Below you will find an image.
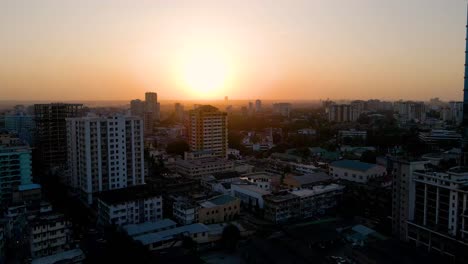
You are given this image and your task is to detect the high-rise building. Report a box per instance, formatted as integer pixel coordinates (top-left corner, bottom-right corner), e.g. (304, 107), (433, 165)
(187, 105), (228, 159)
(461, 4), (468, 165)
(255, 99), (262, 113)
(390, 158), (428, 241)
(34, 103), (83, 171)
(143, 92), (160, 134)
(407, 168), (468, 258)
(66, 115), (144, 204)
(130, 99), (145, 117)
(394, 101), (426, 123)
(448, 101), (463, 125)
(0, 134), (33, 207)
(174, 103), (185, 122)
(4, 111), (35, 145)
(327, 104), (358, 122)
(248, 102), (254, 115)
(272, 103), (292, 118)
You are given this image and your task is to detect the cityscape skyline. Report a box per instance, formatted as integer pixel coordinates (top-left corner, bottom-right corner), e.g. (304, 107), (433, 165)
(1, 0), (468, 101)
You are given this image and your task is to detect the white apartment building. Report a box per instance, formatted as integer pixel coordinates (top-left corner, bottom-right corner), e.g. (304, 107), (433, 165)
(30, 213), (72, 258)
(97, 186), (162, 226)
(66, 115), (144, 204)
(329, 160), (386, 183)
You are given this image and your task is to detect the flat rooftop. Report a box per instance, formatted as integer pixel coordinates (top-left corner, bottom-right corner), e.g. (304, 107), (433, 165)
(200, 195), (238, 208)
(123, 219), (177, 237)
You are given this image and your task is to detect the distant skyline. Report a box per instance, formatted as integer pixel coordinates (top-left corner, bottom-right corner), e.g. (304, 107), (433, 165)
(1, 0), (467, 101)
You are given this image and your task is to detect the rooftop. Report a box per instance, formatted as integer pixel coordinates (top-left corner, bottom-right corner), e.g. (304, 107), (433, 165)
(231, 183), (271, 195)
(200, 195), (238, 208)
(135, 223), (209, 245)
(31, 248), (84, 264)
(123, 219), (177, 237)
(330, 159), (379, 172)
(291, 172), (331, 185)
(18, 183), (41, 191)
(98, 185), (160, 205)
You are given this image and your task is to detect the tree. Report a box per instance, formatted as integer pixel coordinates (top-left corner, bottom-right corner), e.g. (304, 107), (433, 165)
(360, 151), (377, 164)
(166, 140), (190, 156)
(221, 225), (241, 251)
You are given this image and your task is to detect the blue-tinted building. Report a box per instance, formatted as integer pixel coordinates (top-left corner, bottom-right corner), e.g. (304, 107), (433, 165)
(0, 134), (33, 206)
(4, 113), (35, 145)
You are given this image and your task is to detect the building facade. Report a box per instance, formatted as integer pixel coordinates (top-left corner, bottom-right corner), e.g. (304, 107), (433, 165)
(329, 160), (386, 183)
(0, 134), (33, 206)
(30, 212), (72, 258)
(187, 105), (228, 159)
(34, 103), (83, 170)
(97, 186), (163, 226)
(198, 195), (240, 224)
(66, 115), (144, 204)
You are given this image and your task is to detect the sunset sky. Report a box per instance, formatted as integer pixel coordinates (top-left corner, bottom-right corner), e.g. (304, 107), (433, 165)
(1, 0), (467, 101)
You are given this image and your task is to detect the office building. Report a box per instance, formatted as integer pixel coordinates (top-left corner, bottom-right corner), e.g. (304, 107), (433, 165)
(187, 105), (228, 159)
(391, 160), (468, 260)
(97, 185), (163, 226)
(0, 134), (33, 206)
(66, 115), (144, 204)
(34, 103), (83, 170)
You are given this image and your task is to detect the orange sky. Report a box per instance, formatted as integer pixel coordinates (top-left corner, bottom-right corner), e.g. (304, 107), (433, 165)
(0, 0), (466, 101)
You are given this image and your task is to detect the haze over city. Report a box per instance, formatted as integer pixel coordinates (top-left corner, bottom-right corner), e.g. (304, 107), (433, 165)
(1, 0), (467, 101)
(5, 1), (468, 264)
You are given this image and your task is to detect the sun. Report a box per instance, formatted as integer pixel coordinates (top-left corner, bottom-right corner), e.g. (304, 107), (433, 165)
(179, 49), (232, 98)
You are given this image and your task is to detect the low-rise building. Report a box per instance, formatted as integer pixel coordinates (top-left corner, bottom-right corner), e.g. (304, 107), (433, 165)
(31, 248), (85, 264)
(231, 183), (270, 209)
(172, 197), (199, 225)
(264, 184), (345, 223)
(283, 172), (332, 189)
(30, 212), (72, 258)
(97, 185), (162, 226)
(338, 129), (367, 142)
(263, 192), (300, 224)
(198, 195), (240, 224)
(175, 158), (234, 179)
(134, 223), (210, 251)
(329, 160), (386, 183)
(123, 219), (177, 237)
(291, 184), (344, 218)
(240, 172), (279, 191)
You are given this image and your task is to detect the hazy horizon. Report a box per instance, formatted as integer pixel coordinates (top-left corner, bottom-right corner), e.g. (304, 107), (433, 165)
(1, 0), (467, 101)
